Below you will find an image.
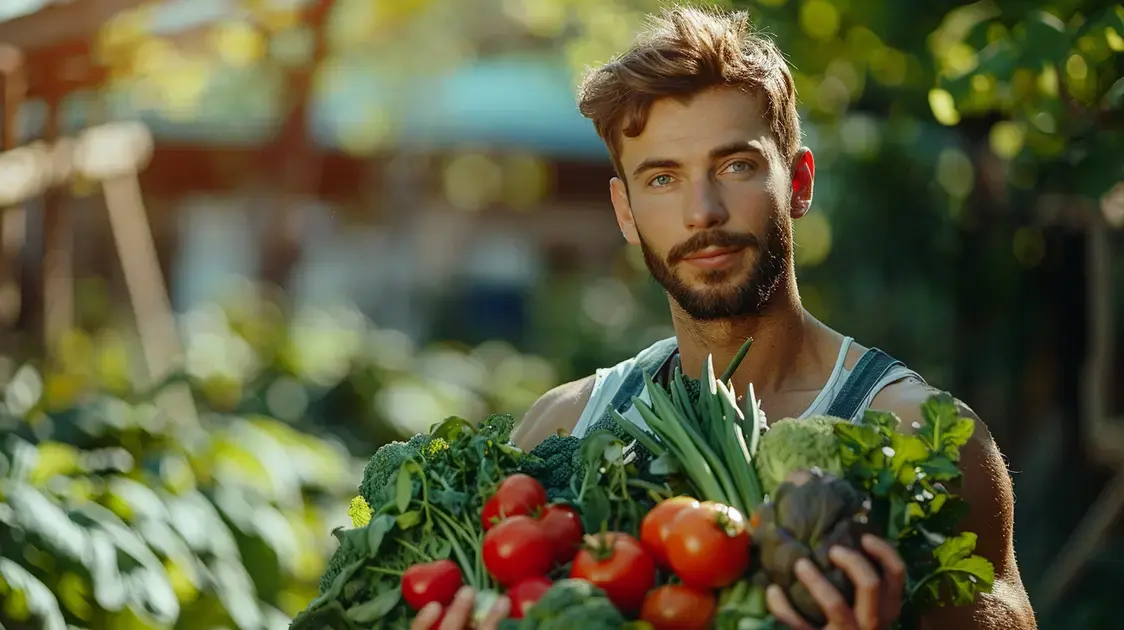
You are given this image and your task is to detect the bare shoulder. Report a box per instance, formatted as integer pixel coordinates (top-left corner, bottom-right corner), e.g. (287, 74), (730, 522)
(871, 378), (1037, 629)
(511, 375), (597, 451)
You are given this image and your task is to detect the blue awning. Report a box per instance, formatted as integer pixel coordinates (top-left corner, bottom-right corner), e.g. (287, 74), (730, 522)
(309, 55), (607, 158)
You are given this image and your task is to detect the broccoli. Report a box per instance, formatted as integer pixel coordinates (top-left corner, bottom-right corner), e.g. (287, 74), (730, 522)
(358, 434), (430, 507)
(507, 579), (625, 630)
(480, 413), (516, 443)
(524, 435), (583, 500)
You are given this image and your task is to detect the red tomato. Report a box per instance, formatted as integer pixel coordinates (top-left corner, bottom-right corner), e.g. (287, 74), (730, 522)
(570, 533), (656, 613)
(640, 585), (716, 630)
(665, 501), (750, 590)
(640, 496), (700, 567)
(507, 576), (553, 619)
(401, 560), (463, 611)
(482, 515), (554, 586)
(538, 504), (584, 565)
(482, 474), (547, 530)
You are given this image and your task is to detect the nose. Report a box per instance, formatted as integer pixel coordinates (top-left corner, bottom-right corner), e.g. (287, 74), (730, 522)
(682, 178), (728, 230)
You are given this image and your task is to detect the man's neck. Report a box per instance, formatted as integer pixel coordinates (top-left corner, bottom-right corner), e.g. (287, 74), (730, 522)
(670, 278), (821, 399)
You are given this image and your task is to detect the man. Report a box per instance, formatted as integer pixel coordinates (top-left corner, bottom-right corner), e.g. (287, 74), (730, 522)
(413, 6), (1037, 630)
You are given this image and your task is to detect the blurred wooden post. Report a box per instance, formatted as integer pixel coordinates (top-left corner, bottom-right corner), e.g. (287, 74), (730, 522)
(1037, 208), (1122, 611)
(74, 122), (198, 427)
(259, 0), (334, 291)
(0, 45), (26, 337)
(40, 93), (72, 347)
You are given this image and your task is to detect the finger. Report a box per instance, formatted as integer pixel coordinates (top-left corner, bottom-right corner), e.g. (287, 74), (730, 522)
(478, 595), (512, 630)
(410, 602), (442, 630)
(438, 586), (476, 630)
(794, 558), (858, 628)
(863, 535), (907, 614)
(765, 584), (817, 630)
(830, 546), (881, 629)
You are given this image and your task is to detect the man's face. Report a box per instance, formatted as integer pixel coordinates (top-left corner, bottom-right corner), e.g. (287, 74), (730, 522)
(610, 87), (797, 320)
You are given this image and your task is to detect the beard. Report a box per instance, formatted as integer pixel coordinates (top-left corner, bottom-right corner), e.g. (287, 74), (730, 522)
(639, 217), (789, 321)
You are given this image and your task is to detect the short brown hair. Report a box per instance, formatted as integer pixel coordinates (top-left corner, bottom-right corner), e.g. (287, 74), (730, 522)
(577, 5), (801, 177)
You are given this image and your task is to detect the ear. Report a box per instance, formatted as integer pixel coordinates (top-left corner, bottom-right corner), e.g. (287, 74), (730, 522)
(610, 178), (641, 245)
(790, 148), (815, 219)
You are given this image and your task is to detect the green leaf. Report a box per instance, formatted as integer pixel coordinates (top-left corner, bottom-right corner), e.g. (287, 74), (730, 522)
(366, 514), (396, 558)
(888, 433), (931, 480)
(649, 452), (682, 476)
(431, 417), (476, 442)
(347, 588), (401, 623)
(579, 486), (612, 533)
(580, 430), (620, 471)
(396, 511), (422, 529)
(916, 532), (995, 606)
(918, 455), (961, 481)
(919, 394), (975, 459)
(395, 463), (414, 514)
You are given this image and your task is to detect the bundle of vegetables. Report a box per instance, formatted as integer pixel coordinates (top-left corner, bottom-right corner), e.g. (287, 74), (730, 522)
(604, 338), (996, 629)
(296, 338), (995, 630)
(290, 407), (668, 630)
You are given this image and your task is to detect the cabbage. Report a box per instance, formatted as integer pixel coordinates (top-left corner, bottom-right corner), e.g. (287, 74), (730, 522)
(754, 416), (844, 496)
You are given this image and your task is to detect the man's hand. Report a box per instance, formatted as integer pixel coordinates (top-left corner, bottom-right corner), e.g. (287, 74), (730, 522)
(766, 535), (907, 630)
(409, 586), (511, 630)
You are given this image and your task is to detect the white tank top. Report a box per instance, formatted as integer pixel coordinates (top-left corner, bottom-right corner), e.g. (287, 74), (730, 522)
(571, 336), (923, 439)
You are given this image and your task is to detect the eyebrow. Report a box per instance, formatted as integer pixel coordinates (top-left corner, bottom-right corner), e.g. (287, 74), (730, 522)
(631, 141), (766, 180)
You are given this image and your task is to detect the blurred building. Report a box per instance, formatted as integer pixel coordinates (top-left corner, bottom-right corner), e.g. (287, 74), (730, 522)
(0, 0), (627, 346)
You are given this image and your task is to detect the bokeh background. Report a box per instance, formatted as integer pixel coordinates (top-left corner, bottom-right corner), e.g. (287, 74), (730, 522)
(0, 0), (1120, 628)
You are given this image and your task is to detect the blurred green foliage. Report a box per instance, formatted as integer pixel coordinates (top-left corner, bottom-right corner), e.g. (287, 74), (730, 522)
(0, 286), (560, 629)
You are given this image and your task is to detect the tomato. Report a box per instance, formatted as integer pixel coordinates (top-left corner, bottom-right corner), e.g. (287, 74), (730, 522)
(640, 496), (700, 567)
(482, 515), (554, 586)
(538, 504), (584, 565)
(640, 585), (717, 630)
(401, 559), (463, 611)
(665, 501), (750, 590)
(570, 532), (656, 613)
(482, 474), (548, 530)
(506, 576), (553, 619)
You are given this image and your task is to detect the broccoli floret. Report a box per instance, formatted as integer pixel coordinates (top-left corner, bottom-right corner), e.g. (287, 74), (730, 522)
(480, 413), (516, 444)
(359, 437), (427, 506)
(514, 579), (625, 630)
(524, 435), (583, 500)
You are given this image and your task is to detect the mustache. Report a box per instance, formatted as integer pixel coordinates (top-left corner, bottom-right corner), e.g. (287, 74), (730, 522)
(667, 230), (759, 264)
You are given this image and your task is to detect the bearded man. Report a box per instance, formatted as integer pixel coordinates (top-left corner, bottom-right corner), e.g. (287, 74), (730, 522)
(412, 6), (1037, 630)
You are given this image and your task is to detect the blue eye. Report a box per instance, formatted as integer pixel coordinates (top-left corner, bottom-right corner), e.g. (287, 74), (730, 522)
(726, 160), (754, 174)
(650, 174), (673, 187)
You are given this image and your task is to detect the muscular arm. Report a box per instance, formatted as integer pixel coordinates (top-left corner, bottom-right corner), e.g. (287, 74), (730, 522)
(510, 376), (595, 451)
(873, 382), (1037, 630)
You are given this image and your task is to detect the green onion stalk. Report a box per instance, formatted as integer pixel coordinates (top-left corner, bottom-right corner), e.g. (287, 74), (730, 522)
(612, 337), (766, 517)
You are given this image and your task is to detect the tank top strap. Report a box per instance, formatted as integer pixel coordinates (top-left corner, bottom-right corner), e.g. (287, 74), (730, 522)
(572, 337), (678, 438)
(824, 348), (913, 422)
(606, 337), (678, 416)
